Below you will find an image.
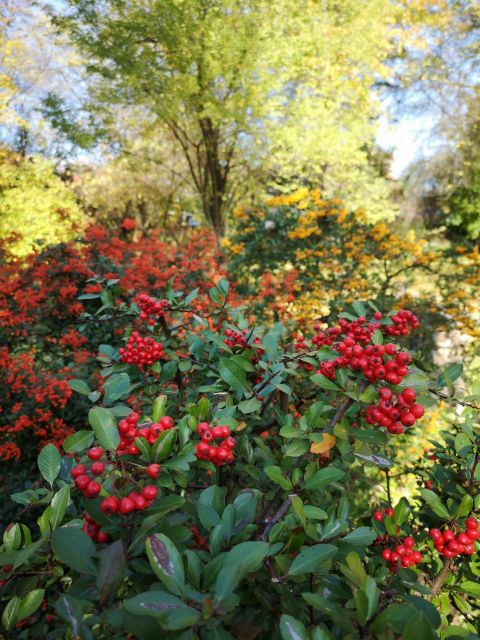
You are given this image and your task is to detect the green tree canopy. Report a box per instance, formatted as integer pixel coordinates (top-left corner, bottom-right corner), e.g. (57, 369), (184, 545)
(51, 0), (408, 237)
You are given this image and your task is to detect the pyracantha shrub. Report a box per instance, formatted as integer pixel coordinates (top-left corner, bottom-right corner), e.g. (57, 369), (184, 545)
(1, 281), (479, 639)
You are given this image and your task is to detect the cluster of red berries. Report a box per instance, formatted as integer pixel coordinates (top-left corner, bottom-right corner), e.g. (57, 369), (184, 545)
(383, 310), (420, 336)
(318, 339), (414, 386)
(119, 331), (165, 366)
(137, 294), (169, 324)
(312, 315), (380, 350)
(429, 518), (479, 558)
(373, 507), (395, 522)
(381, 536), (423, 571)
(71, 447), (108, 498)
(117, 412), (174, 455)
(100, 485), (158, 515)
(81, 512), (110, 543)
(224, 328), (248, 348)
(365, 387), (425, 435)
(194, 422), (236, 466)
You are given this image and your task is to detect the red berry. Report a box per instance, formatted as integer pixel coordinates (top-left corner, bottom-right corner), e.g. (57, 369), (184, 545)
(442, 529), (455, 542)
(146, 463), (161, 478)
(378, 388), (392, 401)
(404, 536), (415, 548)
(466, 528), (480, 541)
(71, 464), (86, 478)
(410, 403), (425, 419)
(119, 497), (135, 514)
(142, 485), (158, 501)
(131, 494), (147, 510)
(211, 426), (223, 439)
(87, 447), (103, 460)
(85, 481), (101, 498)
(400, 412), (416, 427)
(466, 517), (478, 530)
(401, 388), (416, 405)
(456, 533), (470, 545)
(381, 549), (391, 560)
(159, 416), (174, 430)
(197, 422), (210, 435)
(96, 531), (109, 544)
(75, 474), (90, 490)
(373, 511), (384, 522)
(101, 496), (119, 515)
(90, 461), (105, 476)
(385, 507), (394, 518)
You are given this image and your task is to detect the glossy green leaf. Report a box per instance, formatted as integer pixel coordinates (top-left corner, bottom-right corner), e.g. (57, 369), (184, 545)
(63, 430), (94, 453)
(288, 544), (337, 575)
(88, 407), (120, 450)
(420, 489), (450, 519)
(280, 614), (310, 640)
(38, 443), (61, 486)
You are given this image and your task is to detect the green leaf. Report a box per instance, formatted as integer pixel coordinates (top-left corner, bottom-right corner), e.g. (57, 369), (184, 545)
(459, 581), (480, 596)
(214, 542), (269, 602)
(302, 593), (351, 630)
(420, 489), (450, 519)
(135, 437), (152, 463)
(403, 612), (436, 640)
(238, 398), (262, 414)
(152, 395), (167, 421)
(438, 362), (463, 388)
(342, 527), (377, 546)
(280, 614), (310, 640)
(151, 429), (175, 463)
(146, 534), (185, 596)
(2, 596), (20, 631)
(359, 386), (377, 403)
(63, 430), (94, 453)
(304, 467), (345, 492)
(51, 527), (97, 573)
(67, 379), (91, 395)
(124, 592), (201, 630)
(88, 407), (120, 450)
(454, 494), (473, 518)
(288, 545), (337, 575)
(97, 540), (126, 602)
(291, 496), (307, 529)
(394, 497), (411, 526)
(356, 576), (378, 623)
(103, 372), (130, 406)
(285, 440), (310, 457)
(3, 524), (21, 551)
(218, 358), (248, 391)
(265, 465), (293, 490)
(17, 589), (45, 622)
(311, 374), (339, 391)
(50, 485), (70, 529)
(38, 444), (61, 486)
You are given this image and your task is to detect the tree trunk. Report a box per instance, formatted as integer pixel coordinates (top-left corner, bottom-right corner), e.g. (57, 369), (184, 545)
(199, 117), (228, 244)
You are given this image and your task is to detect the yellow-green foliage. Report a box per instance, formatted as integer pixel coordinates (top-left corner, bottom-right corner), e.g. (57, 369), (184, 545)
(0, 147), (84, 257)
